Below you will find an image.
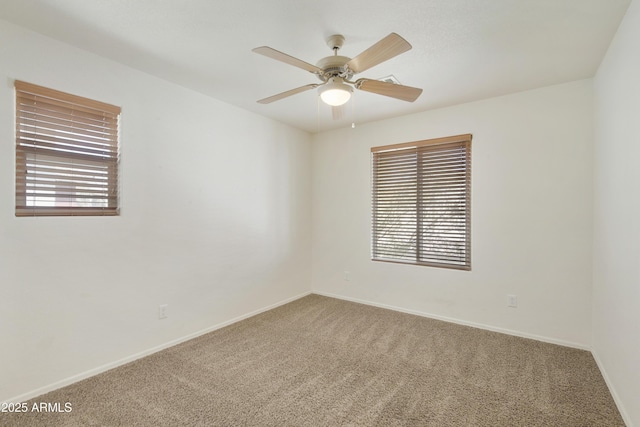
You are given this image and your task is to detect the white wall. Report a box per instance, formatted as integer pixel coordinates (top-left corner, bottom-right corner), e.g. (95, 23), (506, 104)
(593, 0), (640, 424)
(312, 80), (594, 348)
(0, 19), (311, 402)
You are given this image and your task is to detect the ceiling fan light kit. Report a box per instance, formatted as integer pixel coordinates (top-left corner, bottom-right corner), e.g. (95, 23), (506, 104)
(318, 77), (353, 106)
(252, 33), (423, 108)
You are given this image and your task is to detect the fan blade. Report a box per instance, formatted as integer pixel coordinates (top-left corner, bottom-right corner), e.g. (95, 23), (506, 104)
(252, 46), (324, 74)
(346, 33), (412, 74)
(257, 84), (319, 104)
(332, 105), (345, 120)
(356, 79), (423, 102)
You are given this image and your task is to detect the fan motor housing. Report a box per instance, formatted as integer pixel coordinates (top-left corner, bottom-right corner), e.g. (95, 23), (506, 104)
(316, 55), (353, 81)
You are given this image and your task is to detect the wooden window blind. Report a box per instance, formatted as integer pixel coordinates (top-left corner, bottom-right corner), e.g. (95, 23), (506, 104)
(15, 81), (121, 216)
(371, 134), (471, 270)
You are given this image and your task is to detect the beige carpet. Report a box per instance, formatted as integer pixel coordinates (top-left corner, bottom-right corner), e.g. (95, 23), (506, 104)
(0, 295), (625, 426)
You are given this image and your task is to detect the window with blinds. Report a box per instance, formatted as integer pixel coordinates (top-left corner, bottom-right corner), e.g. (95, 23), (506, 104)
(15, 81), (121, 216)
(371, 134), (471, 270)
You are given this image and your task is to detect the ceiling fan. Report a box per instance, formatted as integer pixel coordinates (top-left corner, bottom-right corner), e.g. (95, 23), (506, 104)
(252, 33), (423, 109)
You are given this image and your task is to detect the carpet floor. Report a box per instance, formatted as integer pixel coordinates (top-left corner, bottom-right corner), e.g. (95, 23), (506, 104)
(0, 294), (625, 426)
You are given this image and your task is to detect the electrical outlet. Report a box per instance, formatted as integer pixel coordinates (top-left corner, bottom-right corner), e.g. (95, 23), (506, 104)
(158, 304), (168, 319)
(508, 295), (518, 308)
(344, 271), (350, 281)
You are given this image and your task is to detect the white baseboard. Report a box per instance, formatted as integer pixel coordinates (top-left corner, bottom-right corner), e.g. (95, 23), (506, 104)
(5, 291), (311, 404)
(312, 290), (591, 351)
(591, 350), (633, 427)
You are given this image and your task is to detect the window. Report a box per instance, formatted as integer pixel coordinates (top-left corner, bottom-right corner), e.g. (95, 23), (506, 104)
(371, 134), (471, 270)
(15, 81), (121, 216)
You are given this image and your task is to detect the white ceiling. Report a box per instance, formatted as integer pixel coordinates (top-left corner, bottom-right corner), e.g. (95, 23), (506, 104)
(0, 0), (631, 133)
